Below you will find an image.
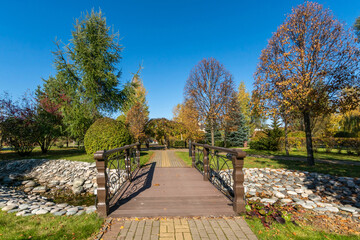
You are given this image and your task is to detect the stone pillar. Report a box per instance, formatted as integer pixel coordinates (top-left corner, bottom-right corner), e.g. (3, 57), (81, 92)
(94, 150), (108, 217)
(232, 150), (246, 213)
(203, 147), (209, 181)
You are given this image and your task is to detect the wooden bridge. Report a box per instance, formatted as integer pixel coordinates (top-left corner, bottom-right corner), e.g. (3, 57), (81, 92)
(94, 143), (246, 218)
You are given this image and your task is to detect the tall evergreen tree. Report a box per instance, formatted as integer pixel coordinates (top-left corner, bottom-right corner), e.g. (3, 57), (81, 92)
(205, 125), (221, 145)
(228, 114), (249, 147)
(41, 10), (133, 141)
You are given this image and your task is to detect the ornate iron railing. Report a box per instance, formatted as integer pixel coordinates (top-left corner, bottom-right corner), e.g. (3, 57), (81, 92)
(94, 143), (141, 217)
(191, 143), (246, 214)
(208, 151), (234, 199)
(194, 146), (204, 173)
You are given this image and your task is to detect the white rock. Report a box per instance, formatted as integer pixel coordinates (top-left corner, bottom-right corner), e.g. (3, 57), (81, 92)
(2, 204), (17, 211)
(275, 192), (285, 198)
(326, 206), (339, 212)
(35, 209), (49, 215)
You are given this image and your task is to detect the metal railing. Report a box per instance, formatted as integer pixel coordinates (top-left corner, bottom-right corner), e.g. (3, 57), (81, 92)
(94, 143), (141, 217)
(190, 142), (246, 213)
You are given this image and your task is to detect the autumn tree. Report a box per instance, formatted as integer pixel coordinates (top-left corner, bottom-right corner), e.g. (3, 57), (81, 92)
(341, 108), (360, 137)
(145, 118), (180, 148)
(123, 64), (148, 114)
(237, 81), (253, 132)
(125, 64), (149, 142)
(34, 88), (63, 153)
(126, 102), (148, 142)
(173, 99), (202, 144)
(253, 2), (360, 165)
(184, 58), (235, 146)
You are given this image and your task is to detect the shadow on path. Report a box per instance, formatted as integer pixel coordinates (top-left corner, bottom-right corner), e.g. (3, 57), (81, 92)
(109, 162), (156, 215)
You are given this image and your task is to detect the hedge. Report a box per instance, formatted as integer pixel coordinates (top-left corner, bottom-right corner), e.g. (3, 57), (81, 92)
(280, 137), (360, 154)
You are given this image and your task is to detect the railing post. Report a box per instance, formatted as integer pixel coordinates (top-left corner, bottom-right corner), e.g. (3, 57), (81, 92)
(189, 140), (192, 157)
(125, 148), (131, 181)
(94, 150), (108, 217)
(191, 144), (196, 168)
(136, 143), (141, 168)
(232, 150), (246, 214)
(203, 146), (209, 181)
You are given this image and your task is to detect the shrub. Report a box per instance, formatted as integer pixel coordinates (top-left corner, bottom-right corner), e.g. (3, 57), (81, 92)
(279, 137), (360, 155)
(173, 140), (186, 148)
(84, 117), (133, 155)
(1, 117), (38, 155)
(280, 137), (306, 151)
(249, 138), (268, 150)
(250, 127), (283, 151)
(288, 131), (306, 138)
(334, 131), (357, 138)
(214, 140), (225, 147)
(0, 95), (38, 156)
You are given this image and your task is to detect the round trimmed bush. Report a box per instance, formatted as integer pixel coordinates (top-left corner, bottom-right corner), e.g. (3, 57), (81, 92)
(84, 117), (133, 155)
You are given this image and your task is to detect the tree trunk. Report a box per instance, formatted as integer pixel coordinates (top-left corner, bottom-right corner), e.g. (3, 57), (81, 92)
(284, 118), (289, 156)
(303, 111), (315, 166)
(211, 121), (215, 146)
(40, 142), (48, 154)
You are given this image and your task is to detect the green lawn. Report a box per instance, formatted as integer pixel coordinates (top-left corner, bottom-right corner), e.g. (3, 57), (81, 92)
(0, 147), (154, 166)
(245, 217), (359, 240)
(244, 148), (360, 162)
(175, 151), (193, 166)
(0, 211), (103, 240)
(175, 152), (360, 178)
(0, 147), (94, 162)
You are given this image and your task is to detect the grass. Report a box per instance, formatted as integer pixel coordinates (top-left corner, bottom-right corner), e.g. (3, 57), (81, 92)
(0, 147), (94, 162)
(175, 151), (193, 166)
(244, 148), (360, 162)
(0, 211), (103, 240)
(0, 147), (155, 166)
(245, 217), (359, 240)
(175, 152), (360, 178)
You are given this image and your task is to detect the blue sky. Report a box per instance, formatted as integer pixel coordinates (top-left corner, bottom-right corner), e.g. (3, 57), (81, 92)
(1, 0), (359, 119)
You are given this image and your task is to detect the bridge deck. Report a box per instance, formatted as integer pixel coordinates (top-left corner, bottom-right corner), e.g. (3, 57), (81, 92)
(109, 150), (235, 218)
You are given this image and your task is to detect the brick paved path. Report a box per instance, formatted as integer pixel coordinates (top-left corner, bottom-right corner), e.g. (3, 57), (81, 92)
(150, 150), (188, 168)
(103, 217), (257, 240)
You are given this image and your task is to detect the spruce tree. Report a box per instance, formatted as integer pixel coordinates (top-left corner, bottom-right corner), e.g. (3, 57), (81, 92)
(228, 113), (249, 147)
(205, 125), (221, 144)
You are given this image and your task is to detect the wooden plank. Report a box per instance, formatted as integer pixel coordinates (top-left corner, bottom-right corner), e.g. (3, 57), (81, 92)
(109, 165), (235, 217)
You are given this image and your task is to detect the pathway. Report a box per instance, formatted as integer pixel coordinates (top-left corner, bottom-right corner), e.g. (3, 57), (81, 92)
(104, 217), (257, 240)
(102, 150), (257, 240)
(150, 150), (189, 168)
(247, 153), (360, 166)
